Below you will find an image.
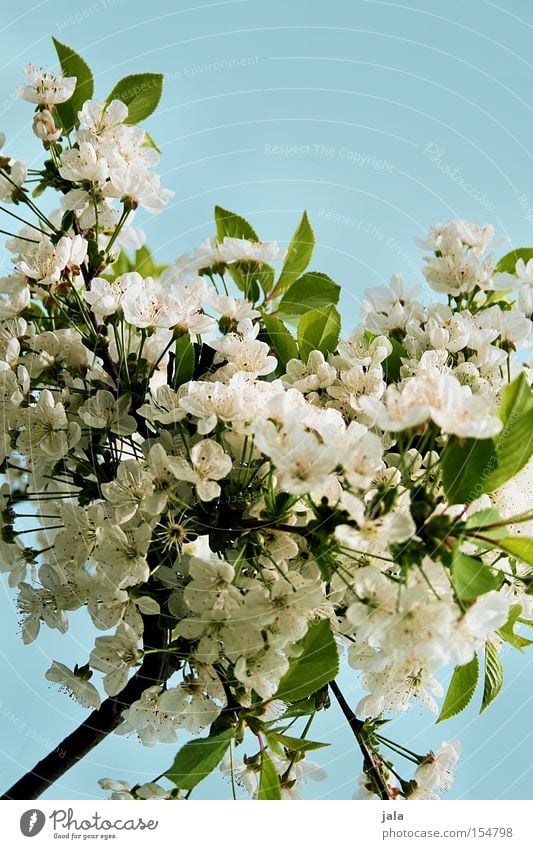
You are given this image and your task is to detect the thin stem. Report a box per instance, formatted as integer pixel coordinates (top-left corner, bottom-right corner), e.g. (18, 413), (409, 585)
(329, 680), (392, 801)
(0, 205), (47, 234)
(374, 735), (421, 765)
(467, 510), (533, 531)
(281, 712), (315, 784)
(0, 229), (39, 242)
(90, 186), (99, 240)
(106, 207), (130, 254)
(0, 170), (57, 231)
(229, 740), (238, 801)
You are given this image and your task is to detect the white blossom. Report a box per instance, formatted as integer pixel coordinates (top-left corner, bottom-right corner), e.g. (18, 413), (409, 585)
(18, 63), (76, 104)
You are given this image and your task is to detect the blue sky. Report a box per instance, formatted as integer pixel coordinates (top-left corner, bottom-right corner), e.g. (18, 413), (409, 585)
(0, 0), (532, 800)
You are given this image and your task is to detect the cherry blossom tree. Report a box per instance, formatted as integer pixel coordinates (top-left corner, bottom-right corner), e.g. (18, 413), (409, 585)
(1, 40), (532, 802)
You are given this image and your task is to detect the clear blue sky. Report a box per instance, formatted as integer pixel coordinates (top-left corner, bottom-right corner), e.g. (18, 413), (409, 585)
(0, 0), (532, 800)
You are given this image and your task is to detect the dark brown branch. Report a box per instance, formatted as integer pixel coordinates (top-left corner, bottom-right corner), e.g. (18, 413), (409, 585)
(1, 617), (172, 800)
(329, 680), (393, 801)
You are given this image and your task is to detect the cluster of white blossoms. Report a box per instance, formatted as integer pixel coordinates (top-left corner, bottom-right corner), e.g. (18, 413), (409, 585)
(1, 44), (532, 803)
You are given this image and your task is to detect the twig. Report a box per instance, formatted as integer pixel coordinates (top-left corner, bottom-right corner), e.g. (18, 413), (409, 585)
(329, 680), (392, 801)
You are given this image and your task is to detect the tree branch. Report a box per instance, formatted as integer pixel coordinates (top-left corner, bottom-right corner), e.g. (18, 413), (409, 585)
(329, 680), (393, 801)
(1, 616), (173, 800)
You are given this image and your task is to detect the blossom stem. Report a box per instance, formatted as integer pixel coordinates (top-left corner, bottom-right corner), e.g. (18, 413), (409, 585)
(105, 207), (130, 255)
(0, 169), (57, 231)
(14, 526), (62, 535)
(281, 712), (315, 784)
(90, 186), (99, 240)
(329, 680), (393, 801)
(374, 734), (421, 764)
(229, 740), (238, 800)
(0, 228), (40, 243)
(0, 206), (46, 234)
(467, 510), (533, 531)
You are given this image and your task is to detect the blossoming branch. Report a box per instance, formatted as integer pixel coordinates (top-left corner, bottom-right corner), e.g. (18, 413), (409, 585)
(1, 40), (532, 802)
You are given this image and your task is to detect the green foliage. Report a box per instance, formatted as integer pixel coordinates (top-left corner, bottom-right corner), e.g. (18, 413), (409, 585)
(255, 263), (276, 296)
(105, 73), (163, 124)
(437, 654), (479, 722)
(143, 131), (161, 153)
(498, 604), (533, 650)
(441, 437), (497, 505)
(480, 642), (503, 713)
(52, 39), (94, 132)
(213, 207), (263, 299)
(464, 508), (507, 550)
(277, 271), (340, 323)
(279, 688), (330, 718)
(134, 245), (168, 278)
(103, 246), (167, 282)
(442, 376), (533, 505)
(484, 374), (533, 492)
(495, 247), (533, 274)
(275, 620), (339, 703)
(382, 337), (408, 384)
(173, 335), (195, 387)
(297, 305), (341, 363)
(257, 751), (282, 800)
(266, 732), (328, 753)
(494, 536), (533, 567)
(262, 315), (298, 372)
(214, 206), (259, 242)
(271, 211), (315, 297)
(451, 549), (501, 601)
(165, 728), (234, 790)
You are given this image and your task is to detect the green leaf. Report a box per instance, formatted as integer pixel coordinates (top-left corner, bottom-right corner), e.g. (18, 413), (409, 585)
(279, 697), (320, 718)
(480, 642), (504, 713)
(255, 263), (276, 296)
(271, 211), (315, 297)
(214, 206), (259, 242)
(32, 183), (46, 199)
(278, 271), (340, 323)
(499, 604), (533, 650)
(494, 536), (533, 567)
(134, 245), (168, 278)
(52, 38), (94, 132)
(229, 265), (267, 303)
(225, 265), (249, 297)
(105, 73), (163, 124)
(465, 508), (506, 536)
(165, 728), (234, 790)
(437, 654), (479, 722)
(266, 732), (328, 753)
(382, 337), (408, 384)
(262, 315), (298, 372)
(143, 130), (161, 153)
(484, 374), (533, 492)
(297, 304), (340, 363)
(173, 334), (195, 387)
(442, 376), (533, 505)
(275, 620), (339, 703)
(451, 549), (500, 601)
(257, 751), (282, 800)
(441, 437), (497, 505)
(464, 508), (508, 550)
(495, 248), (533, 274)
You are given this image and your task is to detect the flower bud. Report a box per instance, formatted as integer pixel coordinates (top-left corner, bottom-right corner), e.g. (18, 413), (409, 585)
(32, 109), (61, 144)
